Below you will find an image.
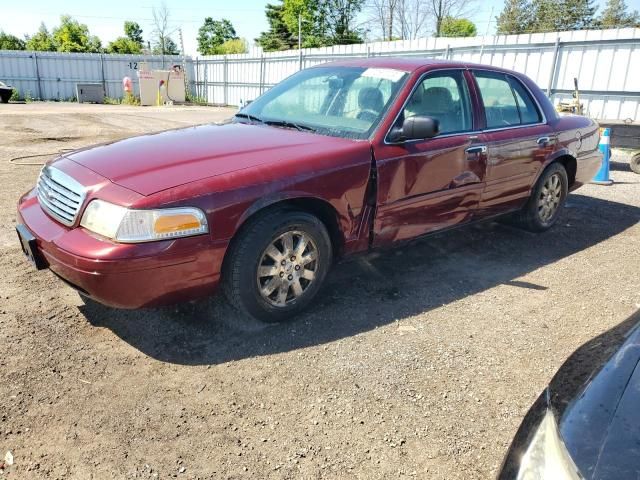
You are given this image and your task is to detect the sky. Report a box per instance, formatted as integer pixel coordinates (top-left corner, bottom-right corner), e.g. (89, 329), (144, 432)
(1, 0), (636, 56)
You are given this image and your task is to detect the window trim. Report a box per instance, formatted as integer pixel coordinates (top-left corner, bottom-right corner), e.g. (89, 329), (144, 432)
(471, 68), (547, 132)
(384, 67), (480, 145)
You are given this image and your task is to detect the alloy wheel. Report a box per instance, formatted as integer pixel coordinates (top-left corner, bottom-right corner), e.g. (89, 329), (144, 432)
(537, 173), (563, 223)
(256, 231), (318, 307)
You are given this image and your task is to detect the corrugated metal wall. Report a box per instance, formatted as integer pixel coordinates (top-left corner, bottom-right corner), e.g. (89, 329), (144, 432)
(195, 28), (640, 121)
(0, 51), (194, 100)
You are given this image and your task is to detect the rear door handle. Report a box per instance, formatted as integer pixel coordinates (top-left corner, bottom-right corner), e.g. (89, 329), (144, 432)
(466, 145), (487, 154)
(537, 136), (551, 145)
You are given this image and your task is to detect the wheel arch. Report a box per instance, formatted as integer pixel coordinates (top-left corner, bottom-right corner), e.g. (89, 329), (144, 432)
(534, 148), (577, 189)
(224, 194), (345, 272)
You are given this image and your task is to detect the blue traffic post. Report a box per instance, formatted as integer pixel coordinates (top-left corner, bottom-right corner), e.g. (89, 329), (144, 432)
(592, 127), (613, 185)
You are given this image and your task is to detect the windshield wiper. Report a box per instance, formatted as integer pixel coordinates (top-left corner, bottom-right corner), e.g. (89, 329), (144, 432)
(264, 119), (316, 132)
(234, 112), (264, 124)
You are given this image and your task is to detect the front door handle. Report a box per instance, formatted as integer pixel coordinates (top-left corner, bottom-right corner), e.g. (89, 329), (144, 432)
(537, 136), (551, 145)
(466, 145), (487, 154)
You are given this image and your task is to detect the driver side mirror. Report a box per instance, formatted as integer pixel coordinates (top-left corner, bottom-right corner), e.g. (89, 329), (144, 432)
(388, 115), (440, 143)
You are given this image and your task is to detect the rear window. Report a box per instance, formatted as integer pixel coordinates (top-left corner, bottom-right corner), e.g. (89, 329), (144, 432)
(474, 71), (542, 129)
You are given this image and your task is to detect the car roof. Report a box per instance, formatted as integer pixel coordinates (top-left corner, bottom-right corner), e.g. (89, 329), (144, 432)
(318, 57), (515, 75)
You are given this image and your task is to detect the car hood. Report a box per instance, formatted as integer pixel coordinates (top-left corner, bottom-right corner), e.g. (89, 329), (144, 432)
(498, 313), (640, 480)
(551, 318), (640, 479)
(64, 122), (351, 196)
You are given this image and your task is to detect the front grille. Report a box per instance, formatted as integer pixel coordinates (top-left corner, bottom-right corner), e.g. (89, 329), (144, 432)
(37, 166), (86, 226)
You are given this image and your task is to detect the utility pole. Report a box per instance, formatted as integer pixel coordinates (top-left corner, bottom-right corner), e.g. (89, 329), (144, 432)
(485, 6), (494, 37)
(178, 28), (189, 100)
(298, 13), (303, 71)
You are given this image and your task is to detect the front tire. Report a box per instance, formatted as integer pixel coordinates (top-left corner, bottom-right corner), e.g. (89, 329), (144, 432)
(515, 162), (568, 232)
(222, 209), (332, 323)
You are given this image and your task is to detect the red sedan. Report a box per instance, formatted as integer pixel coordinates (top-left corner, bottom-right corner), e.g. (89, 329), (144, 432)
(16, 58), (602, 322)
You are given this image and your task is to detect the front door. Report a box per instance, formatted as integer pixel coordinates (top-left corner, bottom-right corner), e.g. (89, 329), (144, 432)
(372, 69), (487, 247)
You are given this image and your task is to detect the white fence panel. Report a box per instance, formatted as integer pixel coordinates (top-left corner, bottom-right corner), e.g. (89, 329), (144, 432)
(1, 28), (639, 121)
(194, 28), (640, 121)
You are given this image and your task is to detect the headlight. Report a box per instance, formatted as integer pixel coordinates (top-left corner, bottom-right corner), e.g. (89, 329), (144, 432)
(80, 199), (208, 243)
(516, 410), (582, 480)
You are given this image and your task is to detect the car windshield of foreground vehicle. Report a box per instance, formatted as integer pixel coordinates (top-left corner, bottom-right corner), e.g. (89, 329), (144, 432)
(235, 66), (409, 139)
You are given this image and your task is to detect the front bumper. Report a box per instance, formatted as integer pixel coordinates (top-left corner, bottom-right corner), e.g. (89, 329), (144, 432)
(17, 189), (225, 309)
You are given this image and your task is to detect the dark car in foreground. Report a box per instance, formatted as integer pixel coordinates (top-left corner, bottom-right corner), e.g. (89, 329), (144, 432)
(498, 311), (640, 479)
(16, 58), (602, 321)
(0, 81), (14, 103)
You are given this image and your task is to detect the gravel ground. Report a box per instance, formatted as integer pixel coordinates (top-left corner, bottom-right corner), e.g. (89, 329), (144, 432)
(0, 103), (639, 479)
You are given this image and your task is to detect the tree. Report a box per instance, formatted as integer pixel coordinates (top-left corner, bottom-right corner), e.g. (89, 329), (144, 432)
(395, 0), (432, 40)
(152, 37), (180, 55)
(256, 2), (297, 51)
(367, 0), (401, 41)
(197, 18), (238, 55)
(428, 0), (473, 37)
(107, 37), (142, 54)
(25, 23), (56, 51)
(281, 0), (364, 47)
(440, 17), (477, 36)
(151, 2), (178, 55)
(0, 31), (26, 50)
(599, 0), (639, 27)
(324, 0), (366, 44)
(107, 21), (143, 54)
(561, 0), (598, 29)
(528, 0), (597, 32)
(124, 21), (144, 45)
(52, 15), (102, 52)
(496, 0), (533, 34)
(218, 38), (248, 54)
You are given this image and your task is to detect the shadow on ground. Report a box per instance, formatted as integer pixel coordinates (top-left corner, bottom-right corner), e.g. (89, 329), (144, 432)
(80, 194), (640, 365)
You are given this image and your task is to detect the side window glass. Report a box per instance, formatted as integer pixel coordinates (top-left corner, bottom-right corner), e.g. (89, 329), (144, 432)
(474, 72), (520, 128)
(509, 77), (542, 125)
(403, 70), (472, 135)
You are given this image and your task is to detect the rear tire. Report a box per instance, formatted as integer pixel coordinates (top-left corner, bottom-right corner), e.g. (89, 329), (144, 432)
(513, 162), (568, 232)
(222, 209), (332, 323)
(630, 153), (640, 175)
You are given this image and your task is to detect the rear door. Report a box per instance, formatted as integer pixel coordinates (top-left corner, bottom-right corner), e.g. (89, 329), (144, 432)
(372, 68), (488, 247)
(471, 70), (553, 216)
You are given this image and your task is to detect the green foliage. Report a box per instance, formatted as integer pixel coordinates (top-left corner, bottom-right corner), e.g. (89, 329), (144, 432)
(123, 92), (140, 105)
(185, 90), (208, 105)
(0, 31), (26, 50)
(217, 38), (248, 54)
(197, 18), (238, 55)
(256, 3), (297, 51)
(52, 15), (102, 53)
(599, 0), (639, 27)
(107, 37), (142, 54)
(531, 0), (597, 31)
(496, 0), (534, 34)
(496, 0), (598, 33)
(152, 37), (180, 55)
(25, 23), (56, 51)
(440, 17), (477, 37)
(124, 21), (144, 45)
(270, 0), (365, 49)
(109, 21), (144, 53)
(10, 87), (19, 101)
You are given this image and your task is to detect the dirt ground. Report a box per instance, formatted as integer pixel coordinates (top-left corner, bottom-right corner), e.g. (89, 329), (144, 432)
(0, 103), (639, 480)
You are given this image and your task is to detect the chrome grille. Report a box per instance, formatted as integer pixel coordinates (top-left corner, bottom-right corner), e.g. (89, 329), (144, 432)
(37, 166), (86, 226)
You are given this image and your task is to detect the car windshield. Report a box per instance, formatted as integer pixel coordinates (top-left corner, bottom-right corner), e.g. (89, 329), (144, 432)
(237, 66), (409, 139)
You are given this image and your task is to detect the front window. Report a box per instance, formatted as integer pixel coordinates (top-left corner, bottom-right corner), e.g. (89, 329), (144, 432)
(238, 66), (409, 139)
(400, 70), (473, 135)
